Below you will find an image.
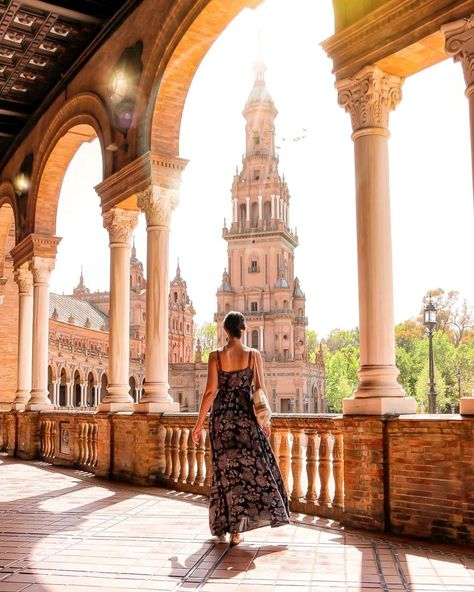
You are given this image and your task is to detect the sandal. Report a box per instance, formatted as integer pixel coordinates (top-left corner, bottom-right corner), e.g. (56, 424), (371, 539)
(229, 532), (244, 545)
(215, 534), (227, 544)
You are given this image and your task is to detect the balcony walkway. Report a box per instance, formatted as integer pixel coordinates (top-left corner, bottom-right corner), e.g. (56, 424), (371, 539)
(1, 455), (473, 592)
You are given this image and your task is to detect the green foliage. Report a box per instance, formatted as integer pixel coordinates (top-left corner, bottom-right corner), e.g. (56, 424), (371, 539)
(305, 329), (318, 363)
(194, 322), (217, 362)
(325, 346), (359, 412)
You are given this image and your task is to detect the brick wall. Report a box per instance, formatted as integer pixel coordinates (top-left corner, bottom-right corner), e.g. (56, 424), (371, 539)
(388, 416), (474, 544)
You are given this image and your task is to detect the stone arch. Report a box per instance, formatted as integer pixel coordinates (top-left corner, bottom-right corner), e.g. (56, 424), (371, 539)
(144, 0), (262, 157)
(59, 367), (68, 407)
(0, 182), (20, 245)
(28, 93), (113, 237)
(100, 372), (108, 403)
(73, 369), (82, 407)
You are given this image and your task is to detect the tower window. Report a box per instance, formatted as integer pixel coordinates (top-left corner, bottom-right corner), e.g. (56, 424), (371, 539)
(251, 330), (259, 349)
(254, 134), (260, 145)
(250, 260), (258, 272)
(254, 169), (260, 180)
(174, 292), (178, 303)
(251, 302), (258, 312)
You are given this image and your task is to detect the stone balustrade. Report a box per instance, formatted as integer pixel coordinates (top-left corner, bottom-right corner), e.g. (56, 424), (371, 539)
(2, 411), (474, 544)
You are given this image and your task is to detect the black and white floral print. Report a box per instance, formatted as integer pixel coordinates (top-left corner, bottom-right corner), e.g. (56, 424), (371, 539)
(208, 356), (290, 536)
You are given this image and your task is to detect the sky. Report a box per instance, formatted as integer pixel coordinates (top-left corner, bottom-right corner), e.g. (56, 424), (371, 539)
(51, 0), (474, 339)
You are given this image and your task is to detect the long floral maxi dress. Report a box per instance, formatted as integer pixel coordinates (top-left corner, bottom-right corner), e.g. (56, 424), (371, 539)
(208, 351), (290, 536)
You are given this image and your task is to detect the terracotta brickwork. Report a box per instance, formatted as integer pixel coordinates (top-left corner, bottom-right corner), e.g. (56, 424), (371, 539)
(388, 417), (474, 544)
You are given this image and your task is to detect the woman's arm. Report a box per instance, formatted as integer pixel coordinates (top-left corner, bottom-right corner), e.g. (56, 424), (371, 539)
(254, 350), (271, 438)
(192, 350), (218, 443)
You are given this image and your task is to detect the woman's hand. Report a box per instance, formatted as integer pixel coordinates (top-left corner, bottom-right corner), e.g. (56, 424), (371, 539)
(192, 424), (202, 444)
(263, 424), (271, 438)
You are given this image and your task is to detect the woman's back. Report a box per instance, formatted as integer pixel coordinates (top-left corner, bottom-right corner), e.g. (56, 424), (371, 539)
(216, 345), (254, 373)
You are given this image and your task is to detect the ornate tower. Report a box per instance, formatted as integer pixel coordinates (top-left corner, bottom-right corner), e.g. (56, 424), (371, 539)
(216, 60), (307, 363)
(169, 261), (195, 363)
(72, 267), (90, 299)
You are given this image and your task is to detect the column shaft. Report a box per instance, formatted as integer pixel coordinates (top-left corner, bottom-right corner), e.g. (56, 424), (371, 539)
(99, 208), (138, 412)
(136, 186), (179, 412)
(337, 65), (415, 415)
(27, 257), (55, 410)
(12, 265), (33, 410)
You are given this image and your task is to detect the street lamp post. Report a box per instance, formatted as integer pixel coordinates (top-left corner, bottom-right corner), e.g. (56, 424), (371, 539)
(424, 298), (437, 413)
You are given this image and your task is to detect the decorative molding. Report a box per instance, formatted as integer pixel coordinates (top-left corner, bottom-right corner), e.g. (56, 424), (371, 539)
(13, 264), (33, 294)
(442, 15), (474, 92)
(102, 207), (138, 245)
(323, 0), (474, 80)
(96, 151), (188, 213)
(336, 66), (403, 134)
(10, 233), (61, 269)
(137, 185), (179, 227)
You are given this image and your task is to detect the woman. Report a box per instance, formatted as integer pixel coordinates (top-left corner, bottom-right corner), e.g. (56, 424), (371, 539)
(192, 311), (290, 545)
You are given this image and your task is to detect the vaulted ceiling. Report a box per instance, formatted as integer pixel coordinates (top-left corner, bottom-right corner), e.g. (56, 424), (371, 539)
(0, 0), (143, 159)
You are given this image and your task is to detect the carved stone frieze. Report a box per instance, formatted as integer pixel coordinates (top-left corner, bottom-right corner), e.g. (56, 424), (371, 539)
(336, 66), (403, 134)
(29, 256), (55, 285)
(103, 208), (139, 245)
(137, 185), (179, 227)
(442, 16), (474, 93)
(14, 265), (33, 295)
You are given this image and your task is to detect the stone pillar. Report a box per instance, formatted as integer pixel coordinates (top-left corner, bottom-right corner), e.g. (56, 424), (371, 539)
(93, 385), (99, 406)
(245, 196), (250, 223)
(52, 381), (59, 406)
(271, 194), (275, 219)
(99, 208), (139, 412)
(11, 265), (33, 410)
(336, 65), (416, 415)
(259, 325), (264, 352)
(442, 17), (474, 208)
(80, 384), (86, 407)
(27, 257), (55, 411)
(135, 186), (179, 412)
(258, 195), (263, 222)
(232, 198), (237, 223)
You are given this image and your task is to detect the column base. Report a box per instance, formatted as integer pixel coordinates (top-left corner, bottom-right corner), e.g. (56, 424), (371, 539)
(460, 398), (474, 415)
(134, 400), (180, 413)
(343, 396), (417, 416)
(25, 402), (53, 411)
(11, 403), (27, 411)
(98, 401), (134, 412)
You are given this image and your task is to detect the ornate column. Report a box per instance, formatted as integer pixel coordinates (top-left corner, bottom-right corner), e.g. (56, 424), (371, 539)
(27, 256), (56, 410)
(271, 194), (275, 219)
(232, 198), (238, 223)
(259, 326), (264, 352)
(11, 265), (33, 410)
(99, 208), (139, 411)
(80, 384), (86, 407)
(442, 16), (474, 211)
(337, 65), (416, 415)
(135, 186), (179, 412)
(245, 196), (250, 223)
(258, 195), (263, 222)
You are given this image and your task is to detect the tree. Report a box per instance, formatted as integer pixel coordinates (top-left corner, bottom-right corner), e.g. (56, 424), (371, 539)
(194, 322), (217, 362)
(325, 346), (359, 412)
(325, 328), (359, 353)
(305, 329), (318, 363)
(420, 289), (474, 346)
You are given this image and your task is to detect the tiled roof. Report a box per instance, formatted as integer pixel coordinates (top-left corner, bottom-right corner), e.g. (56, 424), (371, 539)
(49, 293), (109, 332)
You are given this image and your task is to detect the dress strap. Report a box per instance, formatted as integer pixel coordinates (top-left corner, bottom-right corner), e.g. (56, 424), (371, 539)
(249, 349), (254, 369)
(216, 350), (221, 371)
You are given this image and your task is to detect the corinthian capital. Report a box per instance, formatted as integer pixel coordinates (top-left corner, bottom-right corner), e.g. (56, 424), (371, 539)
(29, 256), (55, 285)
(336, 66), (403, 135)
(103, 208), (139, 245)
(442, 16), (474, 92)
(137, 185), (179, 227)
(14, 264), (33, 295)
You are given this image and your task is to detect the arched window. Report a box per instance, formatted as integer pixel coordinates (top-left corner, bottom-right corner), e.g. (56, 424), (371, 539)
(252, 330), (259, 349)
(239, 203), (246, 226)
(263, 201), (271, 222)
(250, 202), (258, 227)
(174, 291), (178, 303)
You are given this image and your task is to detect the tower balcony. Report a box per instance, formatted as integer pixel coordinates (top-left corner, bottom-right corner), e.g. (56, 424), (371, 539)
(223, 222), (298, 246)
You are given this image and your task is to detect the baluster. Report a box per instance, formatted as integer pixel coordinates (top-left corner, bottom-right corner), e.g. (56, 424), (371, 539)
(47, 421), (52, 457)
(270, 430), (280, 461)
(164, 426), (172, 478)
(318, 431), (331, 505)
(187, 429), (197, 485)
(178, 428), (188, 483)
(40, 421), (45, 456)
(51, 421), (57, 458)
(170, 427), (180, 481)
(291, 429), (303, 501)
(306, 430), (317, 502)
(204, 429), (212, 488)
(43, 421), (49, 457)
(91, 424), (98, 467)
(78, 423), (84, 465)
(332, 432), (344, 507)
(196, 431), (205, 486)
(279, 431), (290, 493)
(85, 423), (92, 465)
